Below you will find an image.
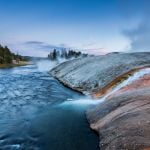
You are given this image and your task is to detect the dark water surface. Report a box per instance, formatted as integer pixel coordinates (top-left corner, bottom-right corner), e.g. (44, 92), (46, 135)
(0, 64), (99, 150)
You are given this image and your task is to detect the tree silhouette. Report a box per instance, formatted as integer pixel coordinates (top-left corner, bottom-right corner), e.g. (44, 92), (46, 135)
(0, 44), (26, 64)
(48, 49), (87, 60)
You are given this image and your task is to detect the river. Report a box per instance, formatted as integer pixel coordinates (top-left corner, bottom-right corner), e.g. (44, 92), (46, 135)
(0, 62), (99, 150)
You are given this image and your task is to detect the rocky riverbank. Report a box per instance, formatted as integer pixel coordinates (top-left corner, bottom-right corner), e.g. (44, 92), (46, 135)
(50, 52), (150, 96)
(86, 74), (150, 150)
(0, 61), (31, 69)
(49, 52), (150, 150)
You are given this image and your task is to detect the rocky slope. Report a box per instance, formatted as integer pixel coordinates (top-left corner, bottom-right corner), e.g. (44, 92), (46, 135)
(50, 52), (150, 97)
(86, 75), (150, 150)
(49, 52), (150, 150)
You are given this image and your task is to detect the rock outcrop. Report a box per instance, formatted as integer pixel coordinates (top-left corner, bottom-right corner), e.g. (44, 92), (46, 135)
(49, 52), (150, 150)
(50, 52), (150, 97)
(86, 75), (150, 150)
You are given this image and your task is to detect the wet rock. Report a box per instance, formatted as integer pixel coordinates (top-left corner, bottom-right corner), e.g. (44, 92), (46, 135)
(109, 74), (150, 98)
(49, 52), (150, 96)
(86, 86), (150, 150)
(86, 73), (150, 150)
(50, 52), (150, 150)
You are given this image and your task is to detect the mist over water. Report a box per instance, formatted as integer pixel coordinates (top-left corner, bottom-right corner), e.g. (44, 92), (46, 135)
(35, 59), (58, 71)
(34, 58), (71, 72)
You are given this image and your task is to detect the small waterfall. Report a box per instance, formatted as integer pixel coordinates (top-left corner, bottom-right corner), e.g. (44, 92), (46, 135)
(100, 67), (150, 101)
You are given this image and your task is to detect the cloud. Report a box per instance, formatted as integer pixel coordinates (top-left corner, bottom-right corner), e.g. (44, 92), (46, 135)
(10, 40), (116, 57)
(120, 0), (150, 52)
(9, 41), (72, 57)
(24, 41), (69, 51)
(82, 48), (107, 55)
(25, 41), (44, 45)
(123, 23), (150, 52)
(23, 41), (107, 56)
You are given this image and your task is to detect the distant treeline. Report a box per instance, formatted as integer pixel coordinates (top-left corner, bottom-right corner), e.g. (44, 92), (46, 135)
(48, 49), (88, 60)
(0, 45), (27, 64)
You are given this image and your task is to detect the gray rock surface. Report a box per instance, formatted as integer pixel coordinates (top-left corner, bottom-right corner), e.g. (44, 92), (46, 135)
(50, 52), (150, 95)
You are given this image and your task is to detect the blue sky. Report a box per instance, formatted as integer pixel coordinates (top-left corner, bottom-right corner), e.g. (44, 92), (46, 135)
(0, 0), (149, 57)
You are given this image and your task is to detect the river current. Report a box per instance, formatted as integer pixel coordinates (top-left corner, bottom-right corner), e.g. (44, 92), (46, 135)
(0, 62), (99, 150)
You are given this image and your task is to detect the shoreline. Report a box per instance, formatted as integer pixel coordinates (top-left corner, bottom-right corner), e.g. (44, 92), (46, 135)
(50, 65), (150, 99)
(50, 52), (150, 98)
(0, 61), (31, 69)
(49, 52), (150, 149)
(0, 65), (99, 150)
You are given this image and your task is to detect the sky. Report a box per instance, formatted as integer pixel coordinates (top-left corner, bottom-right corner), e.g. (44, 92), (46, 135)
(0, 0), (150, 57)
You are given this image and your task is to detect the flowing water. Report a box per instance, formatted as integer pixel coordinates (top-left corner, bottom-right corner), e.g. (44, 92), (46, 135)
(1, 60), (148, 150)
(99, 67), (150, 101)
(0, 62), (99, 150)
